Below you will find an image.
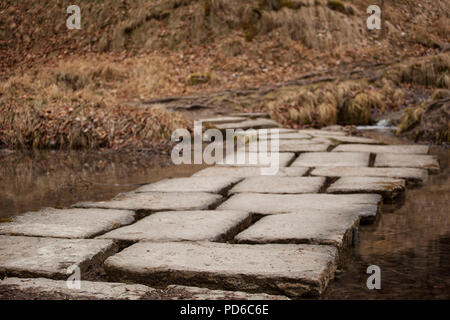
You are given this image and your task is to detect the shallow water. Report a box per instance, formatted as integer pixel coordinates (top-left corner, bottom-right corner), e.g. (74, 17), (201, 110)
(0, 150), (207, 218)
(322, 132), (450, 299)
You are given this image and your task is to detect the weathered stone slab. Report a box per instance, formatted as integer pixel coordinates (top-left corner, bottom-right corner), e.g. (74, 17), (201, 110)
(0, 277), (152, 300)
(0, 236), (117, 279)
(135, 177), (241, 194)
(291, 152), (370, 167)
(0, 208), (135, 239)
(258, 132), (312, 140)
(235, 211), (360, 248)
(242, 140), (330, 153)
(217, 152), (295, 167)
(229, 177), (325, 194)
(193, 167), (309, 178)
(325, 136), (380, 144)
(297, 129), (347, 136)
(162, 285), (289, 300)
(104, 241), (338, 297)
(99, 211), (252, 243)
(74, 192), (222, 214)
(333, 144), (429, 154)
(327, 177), (405, 200)
(311, 166), (428, 186)
(217, 193), (381, 221)
(215, 118), (281, 130)
(375, 153), (440, 173)
(231, 112), (270, 119)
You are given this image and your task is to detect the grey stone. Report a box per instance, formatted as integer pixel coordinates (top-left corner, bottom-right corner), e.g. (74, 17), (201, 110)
(310, 166), (428, 186)
(217, 152), (295, 167)
(258, 132), (312, 140)
(104, 241), (338, 297)
(333, 144), (429, 154)
(229, 177), (325, 194)
(99, 211), (252, 243)
(0, 236), (117, 279)
(135, 177), (241, 194)
(375, 153), (440, 173)
(0, 277), (152, 300)
(291, 152), (370, 167)
(193, 167), (309, 178)
(327, 177), (405, 200)
(215, 118), (281, 130)
(297, 129), (347, 136)
(325, 136), (380, 144)
(163, 285), (289, 300)
(242, 140), (330, 153)
(235, 211), (360, 248)
(74, 192), (222, 214)
(231, 112), (270, 119)
(0, 208), (135, 239)
(217, 193), (381, 221)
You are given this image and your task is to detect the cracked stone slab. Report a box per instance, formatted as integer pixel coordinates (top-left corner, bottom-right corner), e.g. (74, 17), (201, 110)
(327, 177), (405, 200)
(161, 285), (289, 300)
(135, 177), (241, 194)
(217, 193), (381, 221)
(74, 192), (222, 214)
(241, 140), (330, 153)
(0, 208), (135, 239)
(375, 153), (440, 173)
(229, 177), (325, 194)
(193, 167), (309, 178)
(104, 241), (338, 297)
(291, 152), (370, 167)
(98, 210), (252, 243)
(235, 211), (360, 248)
(311, 166), (428, 186)
(0, 277), (152, 300)
(217, 152), (295, 167)
(0, 236), (117, 279)
(333, 144), (429, 154)
(215, 118), (281, 130)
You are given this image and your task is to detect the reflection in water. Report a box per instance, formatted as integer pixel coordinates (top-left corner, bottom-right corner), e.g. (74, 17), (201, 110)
(0, 150), (207, 218)
(323, 132), (450, 299)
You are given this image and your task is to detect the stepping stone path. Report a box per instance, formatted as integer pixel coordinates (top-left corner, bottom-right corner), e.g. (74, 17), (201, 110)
(0, 114), (441, 299)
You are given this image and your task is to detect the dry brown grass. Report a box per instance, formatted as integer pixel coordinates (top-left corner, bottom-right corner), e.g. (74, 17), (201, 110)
(396, 106), (424, 134)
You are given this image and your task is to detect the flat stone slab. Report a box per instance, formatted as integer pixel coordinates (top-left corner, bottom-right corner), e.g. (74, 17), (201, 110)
(99, 210), (252, 243)
(104, 241), (338, 297)
(217, 152), (295, 167)
(0, 236), (117, 279)
(200, 116), (246, 124)
(235, 211), (360, 248)
(217, 193), (381, 221)
(291, 152), (370, 167)
(135, 177), (241, 194)
(375, 153), (440, 173)
(311, 166), (427, 186)
(333, 144), (429, 154)
(258, 132), (312, 140)
(229, 177), (325, 194)
(193, 167), (309, 178)
(74, 192), (222, 214)
(0, 277), (152, 300)
(231, 112), (270, 119)
(297, 129), (347, 137)
(161, 285), (289, 300)
(215, 118), (281, 130)
(242, 140), (330, 153)
(0, 208), (135, 239)
(327, 177), (405, 200)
